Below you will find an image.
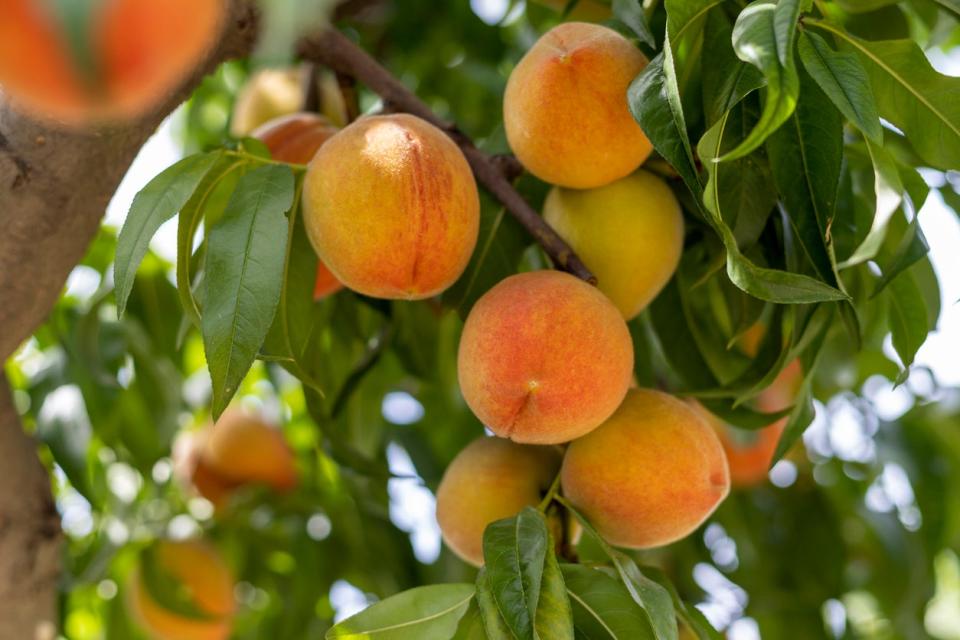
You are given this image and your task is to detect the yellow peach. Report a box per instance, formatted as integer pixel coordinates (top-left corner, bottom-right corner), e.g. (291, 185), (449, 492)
(504, 22), (651, 189)
(543, 170), (684, 319)
(457, 270), (634, 444)
(302, 114), (480, 299)
(436, 437), (562, 566)
(561, 389), (730, 548)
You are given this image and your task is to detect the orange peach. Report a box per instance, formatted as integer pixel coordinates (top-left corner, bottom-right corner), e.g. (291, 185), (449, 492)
(436, 437), (562, 566)
(457, 270), (634, 444)
(561, 389), (730, 548)
(127, 539), (234, 640)
(230, 68), (306, 137)
(253, 112), (344, 300)
(302, 114), (480, 299)
(504, 22), (652, 188)
(202, 408), (298, 492)
(0, 0), (224, 122)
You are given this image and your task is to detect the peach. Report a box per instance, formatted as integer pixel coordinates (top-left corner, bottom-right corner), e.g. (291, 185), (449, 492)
(302, 114), (480, 299)
(231, 68), (306, 137)
(457, 270), (634, 444)
(0, 0), (224, 122)
(694, 361), (803, 488)
(561, 389), (730, 549)
(174, 408), (298, 508)
(543, 170), (684, 319)
(127, 539), (234, 640)
(503, 22), (652, 189)
(253, 112), (344, 300)
(435, 437), (561, 566)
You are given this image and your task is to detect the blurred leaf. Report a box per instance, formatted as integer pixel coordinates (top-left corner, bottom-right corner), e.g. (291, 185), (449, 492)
(887, 268), (929, 380)
(561, 564), (656, 639)
(140, 545), (218, 621)
(613, 0), (656, 46)
(202, 164), (295, 418)
(814, 23), (960, 170)
(326, 584), (475, 639)
(797, 31), (883, 143)
(115, 152), (221, 316)
(717, 0), (801, 161)
(482, 507), (550, 640)
(871, 216), (930, 298)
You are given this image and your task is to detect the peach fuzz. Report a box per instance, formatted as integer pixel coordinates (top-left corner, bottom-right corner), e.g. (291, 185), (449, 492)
(253, 112), (344, 300)
(561, 389), (730, 549)
(457, 270), (634, 444)
(503, 22), (652, 189)
(436, 437), (562, 566)
(127, 540), (235, 640)
(543, 170), (684, 319)
(302, 114), (480, 299)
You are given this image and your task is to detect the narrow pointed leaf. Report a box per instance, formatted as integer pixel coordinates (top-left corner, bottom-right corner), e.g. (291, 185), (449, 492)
(202, 164), (295, 419)
(115, 152), (221, 316)
(797, 31), (882, 143)
(326, 584), (475, 639)
(887, 269), (929, 381)
(839, 140), (904, 268)
(561, 564), (656, 639)
(613, 0), (655, 46)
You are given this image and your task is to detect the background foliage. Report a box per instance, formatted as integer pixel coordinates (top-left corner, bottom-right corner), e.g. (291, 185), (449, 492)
(5, 0), (960, 638)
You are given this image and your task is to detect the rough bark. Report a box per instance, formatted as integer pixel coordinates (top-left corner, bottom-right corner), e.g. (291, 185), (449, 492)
(0, 376), (60, 640)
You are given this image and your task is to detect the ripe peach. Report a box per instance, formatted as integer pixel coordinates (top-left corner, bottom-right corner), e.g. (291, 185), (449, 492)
(503, 22), (652, 189)
(561, 389), (730, 549)
(202, 408), (298, 492)
(543, 170), (684, 319)
(302, 114), (480, 299)
(253, 112), (344, 300)
(231, 68), (306, 137)
(694, 361), (803, 488)
(127, 539), (234, 640)
(0, 0), (224, 122)
(457, 270), (634, 444)
(436, 437), (561, 566)
(174, 408), (297, 508)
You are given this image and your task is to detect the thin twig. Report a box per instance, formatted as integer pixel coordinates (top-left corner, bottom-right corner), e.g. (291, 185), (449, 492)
(298, 29), (596, 283)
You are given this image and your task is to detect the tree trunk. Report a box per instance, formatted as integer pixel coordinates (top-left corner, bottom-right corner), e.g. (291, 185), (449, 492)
(0, 3), (256, 636)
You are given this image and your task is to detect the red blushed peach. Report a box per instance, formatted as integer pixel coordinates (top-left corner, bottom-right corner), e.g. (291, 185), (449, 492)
(302, 114), (480, 299)
(503, 22), (652, 189)
(457, 270), (634, 445)
(561, 389), (730, 549)
(436, 437), (562, 566)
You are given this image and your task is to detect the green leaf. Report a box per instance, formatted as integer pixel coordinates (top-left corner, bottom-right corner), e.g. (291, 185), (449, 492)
(536, 533), (575, 640)
(202, 164), (295, 419)
(115, 152), (221, 317)
(698, 108), (849, 303)
(871, 216), (930, 298)
(665, 0), (726, 45)
(701, 9), (765, 126)
(452, 599), (492, 640)
(613, 0), (656, 47)
(717, 0), (801, 161)
(766, 63), (851, 305)
(628, 33), (702, 203)
(561, 564), (656, 639)
(476, 569), (513, 640)
(797, 31), (883, 143)
(839, 140), (904, 268)
(482, 507), (550, 640)
(814, 23), (960, 170)
(649, 278), (721, 390)
(176, 156), (248, 327)
(887, 268), (929, 380)
(556, 498), (677, 640)
(326, 584), (476, 639)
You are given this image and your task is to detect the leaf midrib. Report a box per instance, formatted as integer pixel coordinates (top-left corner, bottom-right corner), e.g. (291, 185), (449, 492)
(334, 593), (474, 637)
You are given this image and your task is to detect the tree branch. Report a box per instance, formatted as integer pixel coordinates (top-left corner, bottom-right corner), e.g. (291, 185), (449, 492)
(298, 29), (596, 284)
